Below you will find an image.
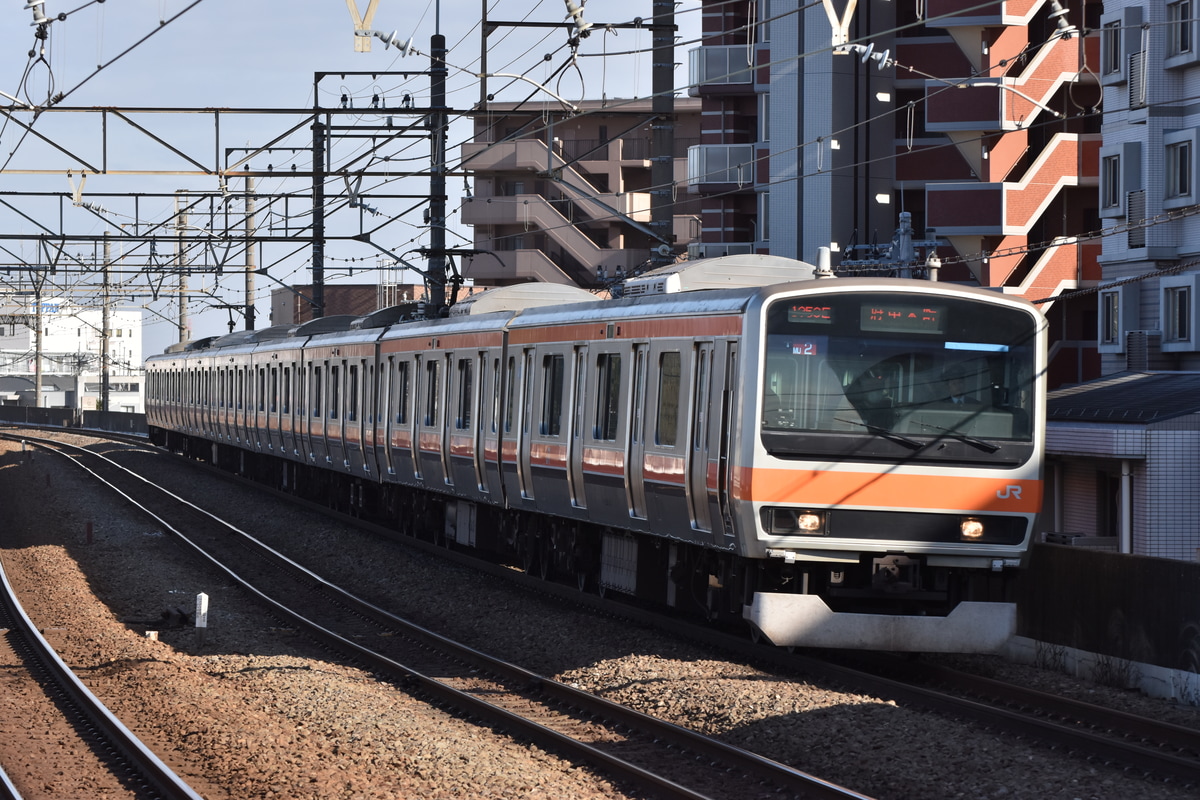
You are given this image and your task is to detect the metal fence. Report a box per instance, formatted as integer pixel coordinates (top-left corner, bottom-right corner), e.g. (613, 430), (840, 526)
(0, 405), (146, 434)
(1019, 543), (1200, 672)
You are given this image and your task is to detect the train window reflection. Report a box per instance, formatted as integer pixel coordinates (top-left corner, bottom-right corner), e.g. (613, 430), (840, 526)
(761, 294), (1037, 453)
(656, 351), (681, 446)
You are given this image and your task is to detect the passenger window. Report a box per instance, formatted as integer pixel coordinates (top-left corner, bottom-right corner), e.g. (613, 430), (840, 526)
(594, 353), (622, 441)
(396, 361), (410, 425)
(330, 365), (340, 419)
(491, 358), (501, 434)
(282, 367), (291, 414)
(541, 354), (564, 436)
(423, 360), (440, 426)
(456, 358), (473, 430)
(656, 352), (681, 446)
(313, 367), (322, 417)
(504, 357), (517, 433)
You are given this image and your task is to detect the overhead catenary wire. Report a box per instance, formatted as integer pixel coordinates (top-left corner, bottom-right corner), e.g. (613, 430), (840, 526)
(0, 0), (1166, 331)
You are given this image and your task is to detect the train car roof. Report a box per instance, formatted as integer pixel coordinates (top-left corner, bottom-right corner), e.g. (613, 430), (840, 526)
(379, 307), (519, 341)
(294, 315), (359, 335)
(620, 255), (818, 297)
(449, 282), (600, 315)
(508, 285), (760, 329)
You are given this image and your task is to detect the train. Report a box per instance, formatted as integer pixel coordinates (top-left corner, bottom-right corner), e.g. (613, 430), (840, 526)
(145, 255), (1047, 653)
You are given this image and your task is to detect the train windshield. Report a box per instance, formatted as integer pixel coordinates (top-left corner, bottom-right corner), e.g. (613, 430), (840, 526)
(760, 292), (1038, 465)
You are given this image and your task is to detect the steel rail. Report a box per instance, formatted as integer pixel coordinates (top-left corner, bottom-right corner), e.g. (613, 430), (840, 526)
(0, 534), (203, 800)
(12, 429), (874, 800)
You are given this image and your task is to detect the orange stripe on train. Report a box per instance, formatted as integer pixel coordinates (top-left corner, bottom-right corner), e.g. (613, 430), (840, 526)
(732, 468), (1042, 513)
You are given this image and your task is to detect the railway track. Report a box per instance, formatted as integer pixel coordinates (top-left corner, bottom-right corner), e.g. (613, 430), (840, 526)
(0, 515), (202, 800)
(841, 653), (1200, 785)
(15, 425), (1200, 795)
(511, 561), (1200, 789)
(528, 570), (1200, 789)
(5, 428), (873, 800)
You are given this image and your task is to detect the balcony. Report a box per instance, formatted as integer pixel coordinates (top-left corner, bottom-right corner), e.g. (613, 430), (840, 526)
(687, 144), (756, 191)
(926, 133), (1099, 235)
(688, 45), (755, 97)
(462, 248), (649, 286)
(924, 34), (1095, 132)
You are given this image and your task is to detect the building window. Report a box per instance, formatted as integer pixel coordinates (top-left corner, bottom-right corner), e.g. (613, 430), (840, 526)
(1100, 290), (1120, 346)
(1167, 140), (1193, 199)
(1102, 21), (1122, 74)
(1101, 154), (1121, 209)
(1162, 276), (1199, 351)
(1169, 0), (1194, 58)
(1165, 285), (1191, 342)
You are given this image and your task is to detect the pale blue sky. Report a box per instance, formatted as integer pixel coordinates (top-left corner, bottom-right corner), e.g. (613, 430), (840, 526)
(1, 1), (700, 352)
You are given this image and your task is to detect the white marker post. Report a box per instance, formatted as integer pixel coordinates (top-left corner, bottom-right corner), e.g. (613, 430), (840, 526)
(195, 592), (209, 646)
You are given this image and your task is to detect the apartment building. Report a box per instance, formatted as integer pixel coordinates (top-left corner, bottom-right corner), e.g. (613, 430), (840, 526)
(687, 0), (1102, 387)
(1096, 0), (1200, 373)
(460, 98), (703, 287)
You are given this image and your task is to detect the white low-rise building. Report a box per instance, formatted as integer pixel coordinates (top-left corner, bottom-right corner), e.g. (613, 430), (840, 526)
(0, 298), (143, 413)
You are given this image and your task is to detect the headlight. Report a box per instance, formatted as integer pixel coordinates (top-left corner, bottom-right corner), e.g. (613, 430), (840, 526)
(764, 508), (827, 535)
(796, 512), (824, 532)
(960, 517), (985, 541)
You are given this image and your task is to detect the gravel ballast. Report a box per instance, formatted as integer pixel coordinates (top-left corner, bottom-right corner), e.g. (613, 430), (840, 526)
(1, 435), (1197, 799)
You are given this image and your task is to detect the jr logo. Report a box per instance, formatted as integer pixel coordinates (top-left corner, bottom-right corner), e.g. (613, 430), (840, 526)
(996, 485), (1023, 500)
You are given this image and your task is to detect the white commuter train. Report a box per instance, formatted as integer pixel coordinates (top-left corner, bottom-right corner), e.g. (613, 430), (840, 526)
(146, 256), (1047, 652)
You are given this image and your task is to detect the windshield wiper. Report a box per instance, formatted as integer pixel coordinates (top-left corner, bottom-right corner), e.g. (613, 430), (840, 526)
(905, 419), (1001, 453)
(833, 418), (924, 450)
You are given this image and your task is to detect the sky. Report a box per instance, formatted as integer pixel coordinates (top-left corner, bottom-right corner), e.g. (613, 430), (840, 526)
(0, 0), (701, 356)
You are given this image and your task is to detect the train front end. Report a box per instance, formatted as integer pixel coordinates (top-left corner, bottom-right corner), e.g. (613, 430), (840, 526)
(737, 279), (1047, 652)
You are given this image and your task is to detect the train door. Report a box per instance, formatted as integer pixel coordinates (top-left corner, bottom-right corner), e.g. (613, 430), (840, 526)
(381, 356), (395, 476)
(411, 355), (424, 480)
(472, 352), (487, 492)
(254, 365), (265, 450)
(439, 352), (453, 485)
(568, 345), (587, 509)
(362, 359), (373, 473)
(517, 348), (535, 500)
(348, 359), (363, 472)
(282, 362), (295, 457)
(298, 362), (310, 459)
(626, 343), (649, 519)
(311, 362), (325, 463)
(687, 342), (715, 532)
(481, 354), (502, 494)
(715, 343), (737, 542)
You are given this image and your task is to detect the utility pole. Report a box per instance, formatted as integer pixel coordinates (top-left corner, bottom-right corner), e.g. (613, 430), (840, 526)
(649, 0), (676, 267)
(428, 29), (448, 314)
(102, 232), (111, 416)
(175, 192), (189, 342)
(312, 117), (326, 319)
(245, 177), (257, 329)
(33, 284), (42, 410)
